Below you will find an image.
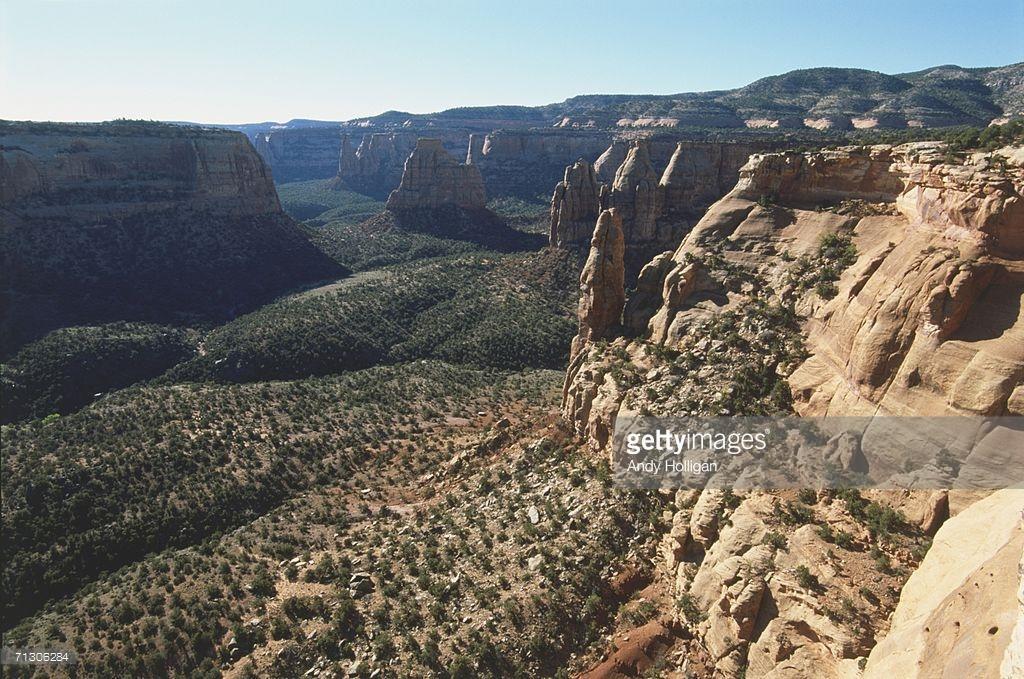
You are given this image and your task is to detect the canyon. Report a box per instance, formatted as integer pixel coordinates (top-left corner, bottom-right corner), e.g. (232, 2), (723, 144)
(245, 63), (1024, 197)
(3, 61), (1024, 679)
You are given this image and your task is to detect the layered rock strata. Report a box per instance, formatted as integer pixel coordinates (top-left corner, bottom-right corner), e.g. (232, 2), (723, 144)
(334, 131), (421, 199)
(1, 121), (343, 355)
(385, 138), (486, 211)
(469, 129), (612, 199)
(566, 142), (1024, 428)
(253, 127), (343, 182)
(561, 141), (1024, 677)
(549, 140), (768, 274)
(333, 128), (612, 201)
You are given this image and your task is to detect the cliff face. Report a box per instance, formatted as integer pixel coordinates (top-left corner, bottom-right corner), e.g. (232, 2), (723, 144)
(253, 127), (343, 182)
(0, 121), (343, 355)
(332, 129), (613, 202)
(319, 63), (1022, 133)
(566, 142), (1024, 426)
(549, 140), (769, 273)
(385, 138), (486, 211)
(777, 145), (1023, 417)
(571, 209), (625, 358)
(549, 160), (603, 248)
(560, 141), (1024, 677)
(335, 131), (423, 199)
(862, 489), (1024, 679)
(593, 140), (629, 184)
(471, 130), (612, 198)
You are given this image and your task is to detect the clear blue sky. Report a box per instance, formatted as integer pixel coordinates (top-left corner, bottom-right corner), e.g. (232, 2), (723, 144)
(2, 0), (1022, 124)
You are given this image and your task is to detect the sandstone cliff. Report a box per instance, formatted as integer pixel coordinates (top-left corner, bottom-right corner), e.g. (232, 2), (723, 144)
(549, 160), (603, 249)
(549, 140), (770, 274)
(862, 489), (1024, 679)
(471, 130), (612, 199)
(560, 141), (1024, 677)
(594, 140), (629, 184)
(609, 142), (663, 254)
(334, 131), (422, 199)
(571, 209), (625, 358)
(599, 142), (1024, 420)
(253, 126), (343, 182)
(332, 63), (1022, 134)
(332, 128), (611, 202)
(385, 138), (486, 211)
(0, 121), (343, 355)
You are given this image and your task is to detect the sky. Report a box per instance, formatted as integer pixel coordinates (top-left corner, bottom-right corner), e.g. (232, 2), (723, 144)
(2, 0), (1023, 124)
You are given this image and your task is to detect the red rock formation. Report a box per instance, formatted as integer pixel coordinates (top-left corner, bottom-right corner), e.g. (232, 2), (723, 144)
(571, 208), (626, 358)
(594, 140), (629, 184)
(551, 140), (769, 275)
(549, 159), (602, 248)
(610, 141), (663, 245)
(559, 140), (1024, 679)
(338, 133), (358, 176)
(472, 129), (612, 198)
(336, 132), (421, 199)
(385, 138), (486, 211)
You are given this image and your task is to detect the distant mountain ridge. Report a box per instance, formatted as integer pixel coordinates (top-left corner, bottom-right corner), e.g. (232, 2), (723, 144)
(219, 62), (1024, 135)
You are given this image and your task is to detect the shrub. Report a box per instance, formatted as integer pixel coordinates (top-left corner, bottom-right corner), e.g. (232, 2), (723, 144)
(795, 565), (820, 590)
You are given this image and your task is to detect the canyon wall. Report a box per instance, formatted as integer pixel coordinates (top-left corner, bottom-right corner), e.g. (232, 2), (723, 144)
(560, 141), (1024, 677)
(335, 131), (469, 200)
(327, 126), (769, 214)
(253, 127), (343, 182)
(564, 141), (1023, 435)
(0, 121), (343, 355)
(334, 128), (611, 201)
(550, 140), (770, 274)
(470, 130), (613, 198)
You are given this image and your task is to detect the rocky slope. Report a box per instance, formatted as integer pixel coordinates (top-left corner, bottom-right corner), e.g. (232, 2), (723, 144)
(559, 140), (1024, 676)
(0, 120), (343, 355)
(564, 141), (1024, 433)
(862, 488), (1023, 678)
